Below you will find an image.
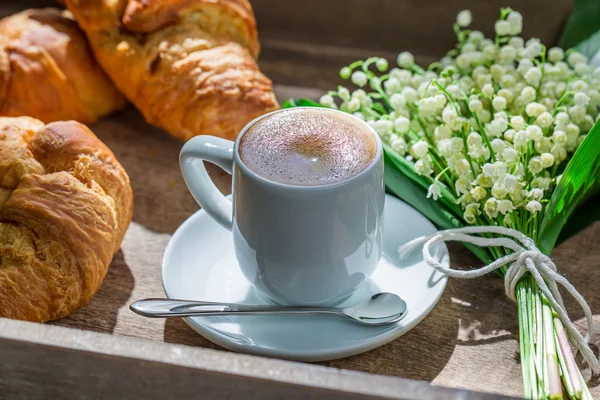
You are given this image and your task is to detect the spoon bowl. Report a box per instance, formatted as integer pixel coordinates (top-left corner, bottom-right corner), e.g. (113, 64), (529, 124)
(342, 292), (408, 325)
(130, 292), (407, 326)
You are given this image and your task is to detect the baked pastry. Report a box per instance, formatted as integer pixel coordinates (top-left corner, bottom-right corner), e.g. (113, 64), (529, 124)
(63, 0), (279, 141)
(0, 116), (133, 322)
(0, 8), (126, 123)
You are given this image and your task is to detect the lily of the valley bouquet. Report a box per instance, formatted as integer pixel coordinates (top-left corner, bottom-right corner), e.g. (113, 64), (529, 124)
(285, 8), (600, 400)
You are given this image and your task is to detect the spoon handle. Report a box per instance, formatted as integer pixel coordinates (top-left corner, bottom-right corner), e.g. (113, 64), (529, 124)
(130, 298), (340, 318)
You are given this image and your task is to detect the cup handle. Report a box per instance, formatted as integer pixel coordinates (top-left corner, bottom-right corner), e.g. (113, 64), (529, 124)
(180, 136), (234, 230)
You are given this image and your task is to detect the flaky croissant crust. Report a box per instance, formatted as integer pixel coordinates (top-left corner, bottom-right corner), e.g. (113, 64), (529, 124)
(64, 0), (279, 141)
(0, 8), (126, 124)
(0, 117), (133, 322)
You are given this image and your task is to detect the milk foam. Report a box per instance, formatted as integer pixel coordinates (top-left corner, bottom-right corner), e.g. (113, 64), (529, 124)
(239, 108), (377, 186)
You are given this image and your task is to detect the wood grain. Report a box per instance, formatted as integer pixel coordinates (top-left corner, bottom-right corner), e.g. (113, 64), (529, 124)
(1, 319), (512, 400)
(253, 0), (570, 57)
(254, 0), (572, 89)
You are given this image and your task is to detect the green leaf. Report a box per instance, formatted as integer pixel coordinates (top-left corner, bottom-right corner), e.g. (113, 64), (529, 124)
(556, 193), (600, 244)
(383, 144), (463, 220)
(574, 30), (600, 59)
(559, 0), (600, 51)
(281, 98), (322, 109)
(537, 119), (600, 254)
(384, 149), (494, 264)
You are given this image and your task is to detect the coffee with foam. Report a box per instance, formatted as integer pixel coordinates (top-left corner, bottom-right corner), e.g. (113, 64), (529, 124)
(239, 108), (377, 186)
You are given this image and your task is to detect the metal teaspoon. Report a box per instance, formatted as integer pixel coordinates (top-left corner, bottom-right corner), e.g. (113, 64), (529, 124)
(130, 292), (407, 326)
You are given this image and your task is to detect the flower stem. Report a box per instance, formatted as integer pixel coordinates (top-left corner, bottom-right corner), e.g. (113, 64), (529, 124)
(542, 298), (563, 399)
(519, 281), (533, 398)
(554, 326), (575, 399)
(528, 280), (540, 386)
(514, 273), (593, 399)
(554, 318), (582, 398)
(470, 110), (496, 162)
(535, 282), (544, 380)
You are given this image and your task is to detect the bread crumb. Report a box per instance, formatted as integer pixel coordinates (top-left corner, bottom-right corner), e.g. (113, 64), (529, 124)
(116, 41), (130, 53)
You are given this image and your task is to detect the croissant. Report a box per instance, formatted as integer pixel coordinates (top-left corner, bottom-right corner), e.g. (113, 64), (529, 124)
(0, 117), (133, 322)
(63, 0), (279, 141)
(0, 8), (127, 124)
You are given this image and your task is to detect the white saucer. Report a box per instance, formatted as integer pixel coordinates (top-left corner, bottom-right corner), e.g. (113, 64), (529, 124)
(162, 194), (449, 362)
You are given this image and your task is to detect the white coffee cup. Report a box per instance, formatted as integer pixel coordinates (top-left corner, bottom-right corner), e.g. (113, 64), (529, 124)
(180, 107), (384, 306)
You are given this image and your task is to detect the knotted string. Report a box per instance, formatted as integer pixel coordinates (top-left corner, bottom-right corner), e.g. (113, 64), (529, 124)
(398, 225), (598, 370)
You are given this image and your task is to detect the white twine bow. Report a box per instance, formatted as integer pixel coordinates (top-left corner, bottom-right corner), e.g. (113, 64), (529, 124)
(399, 225), (598, 369)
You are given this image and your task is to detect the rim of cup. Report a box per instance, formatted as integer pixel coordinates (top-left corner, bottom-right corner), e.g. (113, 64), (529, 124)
(233, 107), (383, 191)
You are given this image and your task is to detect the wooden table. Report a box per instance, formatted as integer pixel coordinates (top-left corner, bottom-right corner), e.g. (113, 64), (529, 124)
(2, 0), (598, 399)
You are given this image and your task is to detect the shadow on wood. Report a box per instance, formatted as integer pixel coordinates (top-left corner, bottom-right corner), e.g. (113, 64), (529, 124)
(53, 249), (134, 334)
(324, 286), (458, 382)
(87, 107), (231, 235)
(163, 318), (223, 350)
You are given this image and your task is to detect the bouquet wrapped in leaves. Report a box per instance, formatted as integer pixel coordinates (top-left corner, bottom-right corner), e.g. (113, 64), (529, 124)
(285, 8), (599, 400)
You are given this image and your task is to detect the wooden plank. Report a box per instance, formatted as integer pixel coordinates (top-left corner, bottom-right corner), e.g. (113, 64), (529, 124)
(252, 0), (571, 56)
(252, 0), (572, 88)
(0, 319), (510, 400)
